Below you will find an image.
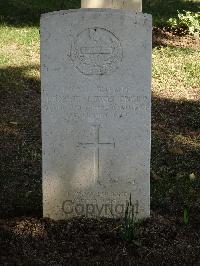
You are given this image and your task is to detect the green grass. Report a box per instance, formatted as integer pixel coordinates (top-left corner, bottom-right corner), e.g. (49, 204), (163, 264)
(153, 47), (200, 94)
(0, 0), (200, 218)
(143, 0), (200, 26)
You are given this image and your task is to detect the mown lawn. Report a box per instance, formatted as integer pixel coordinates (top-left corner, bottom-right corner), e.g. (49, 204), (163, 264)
(0, 0), (200, 222)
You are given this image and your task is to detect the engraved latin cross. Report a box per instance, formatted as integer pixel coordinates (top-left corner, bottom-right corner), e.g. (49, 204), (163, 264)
(78, 125), (115, 182)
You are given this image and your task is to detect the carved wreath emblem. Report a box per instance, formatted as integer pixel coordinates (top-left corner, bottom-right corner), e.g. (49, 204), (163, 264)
(70, 27), (123, 75)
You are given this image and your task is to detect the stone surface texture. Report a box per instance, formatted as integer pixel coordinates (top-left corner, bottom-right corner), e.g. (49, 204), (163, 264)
(41, 9), (152, 220)
(81, 0), (142, 12)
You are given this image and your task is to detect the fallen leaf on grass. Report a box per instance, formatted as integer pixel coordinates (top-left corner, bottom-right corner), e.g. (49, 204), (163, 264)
(168, 147), (184, 155)
(189, 173), (196, 181)
(9, 122), (18, 125)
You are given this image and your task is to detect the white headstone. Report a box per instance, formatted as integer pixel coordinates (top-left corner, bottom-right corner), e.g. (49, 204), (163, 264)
(82, 0), (142, 12)
(41, 9), (152, 220)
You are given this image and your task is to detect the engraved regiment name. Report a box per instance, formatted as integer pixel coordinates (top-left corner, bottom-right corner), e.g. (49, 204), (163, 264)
(44, 90), (149, 121)
(70, 27), (123, 75)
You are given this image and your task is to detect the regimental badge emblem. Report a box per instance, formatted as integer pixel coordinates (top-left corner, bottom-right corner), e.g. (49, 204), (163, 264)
(70, 27), (123, 75)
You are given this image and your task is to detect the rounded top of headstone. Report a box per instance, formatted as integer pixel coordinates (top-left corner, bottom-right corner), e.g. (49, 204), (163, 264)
(40, 9), (152, 25)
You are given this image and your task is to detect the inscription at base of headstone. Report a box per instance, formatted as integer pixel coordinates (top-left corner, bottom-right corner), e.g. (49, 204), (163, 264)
(41, 9), (152, 220)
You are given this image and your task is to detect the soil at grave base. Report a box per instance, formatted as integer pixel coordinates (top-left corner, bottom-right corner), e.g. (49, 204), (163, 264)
(153, 27), (200, 49)
(0, 212), (200, 265)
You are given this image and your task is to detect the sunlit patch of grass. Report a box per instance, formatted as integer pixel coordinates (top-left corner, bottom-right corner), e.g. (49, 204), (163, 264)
(172, 133), (200, 150)
(0, 25), (39, 69)
(0, 24), (39, 45)
(0, 54), (9, 64)
(153, 46), (200, 100)
(0, 25), (40, 91)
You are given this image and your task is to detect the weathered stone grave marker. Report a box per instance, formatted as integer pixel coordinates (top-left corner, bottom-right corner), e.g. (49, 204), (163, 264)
(41, 6), (152, 220)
